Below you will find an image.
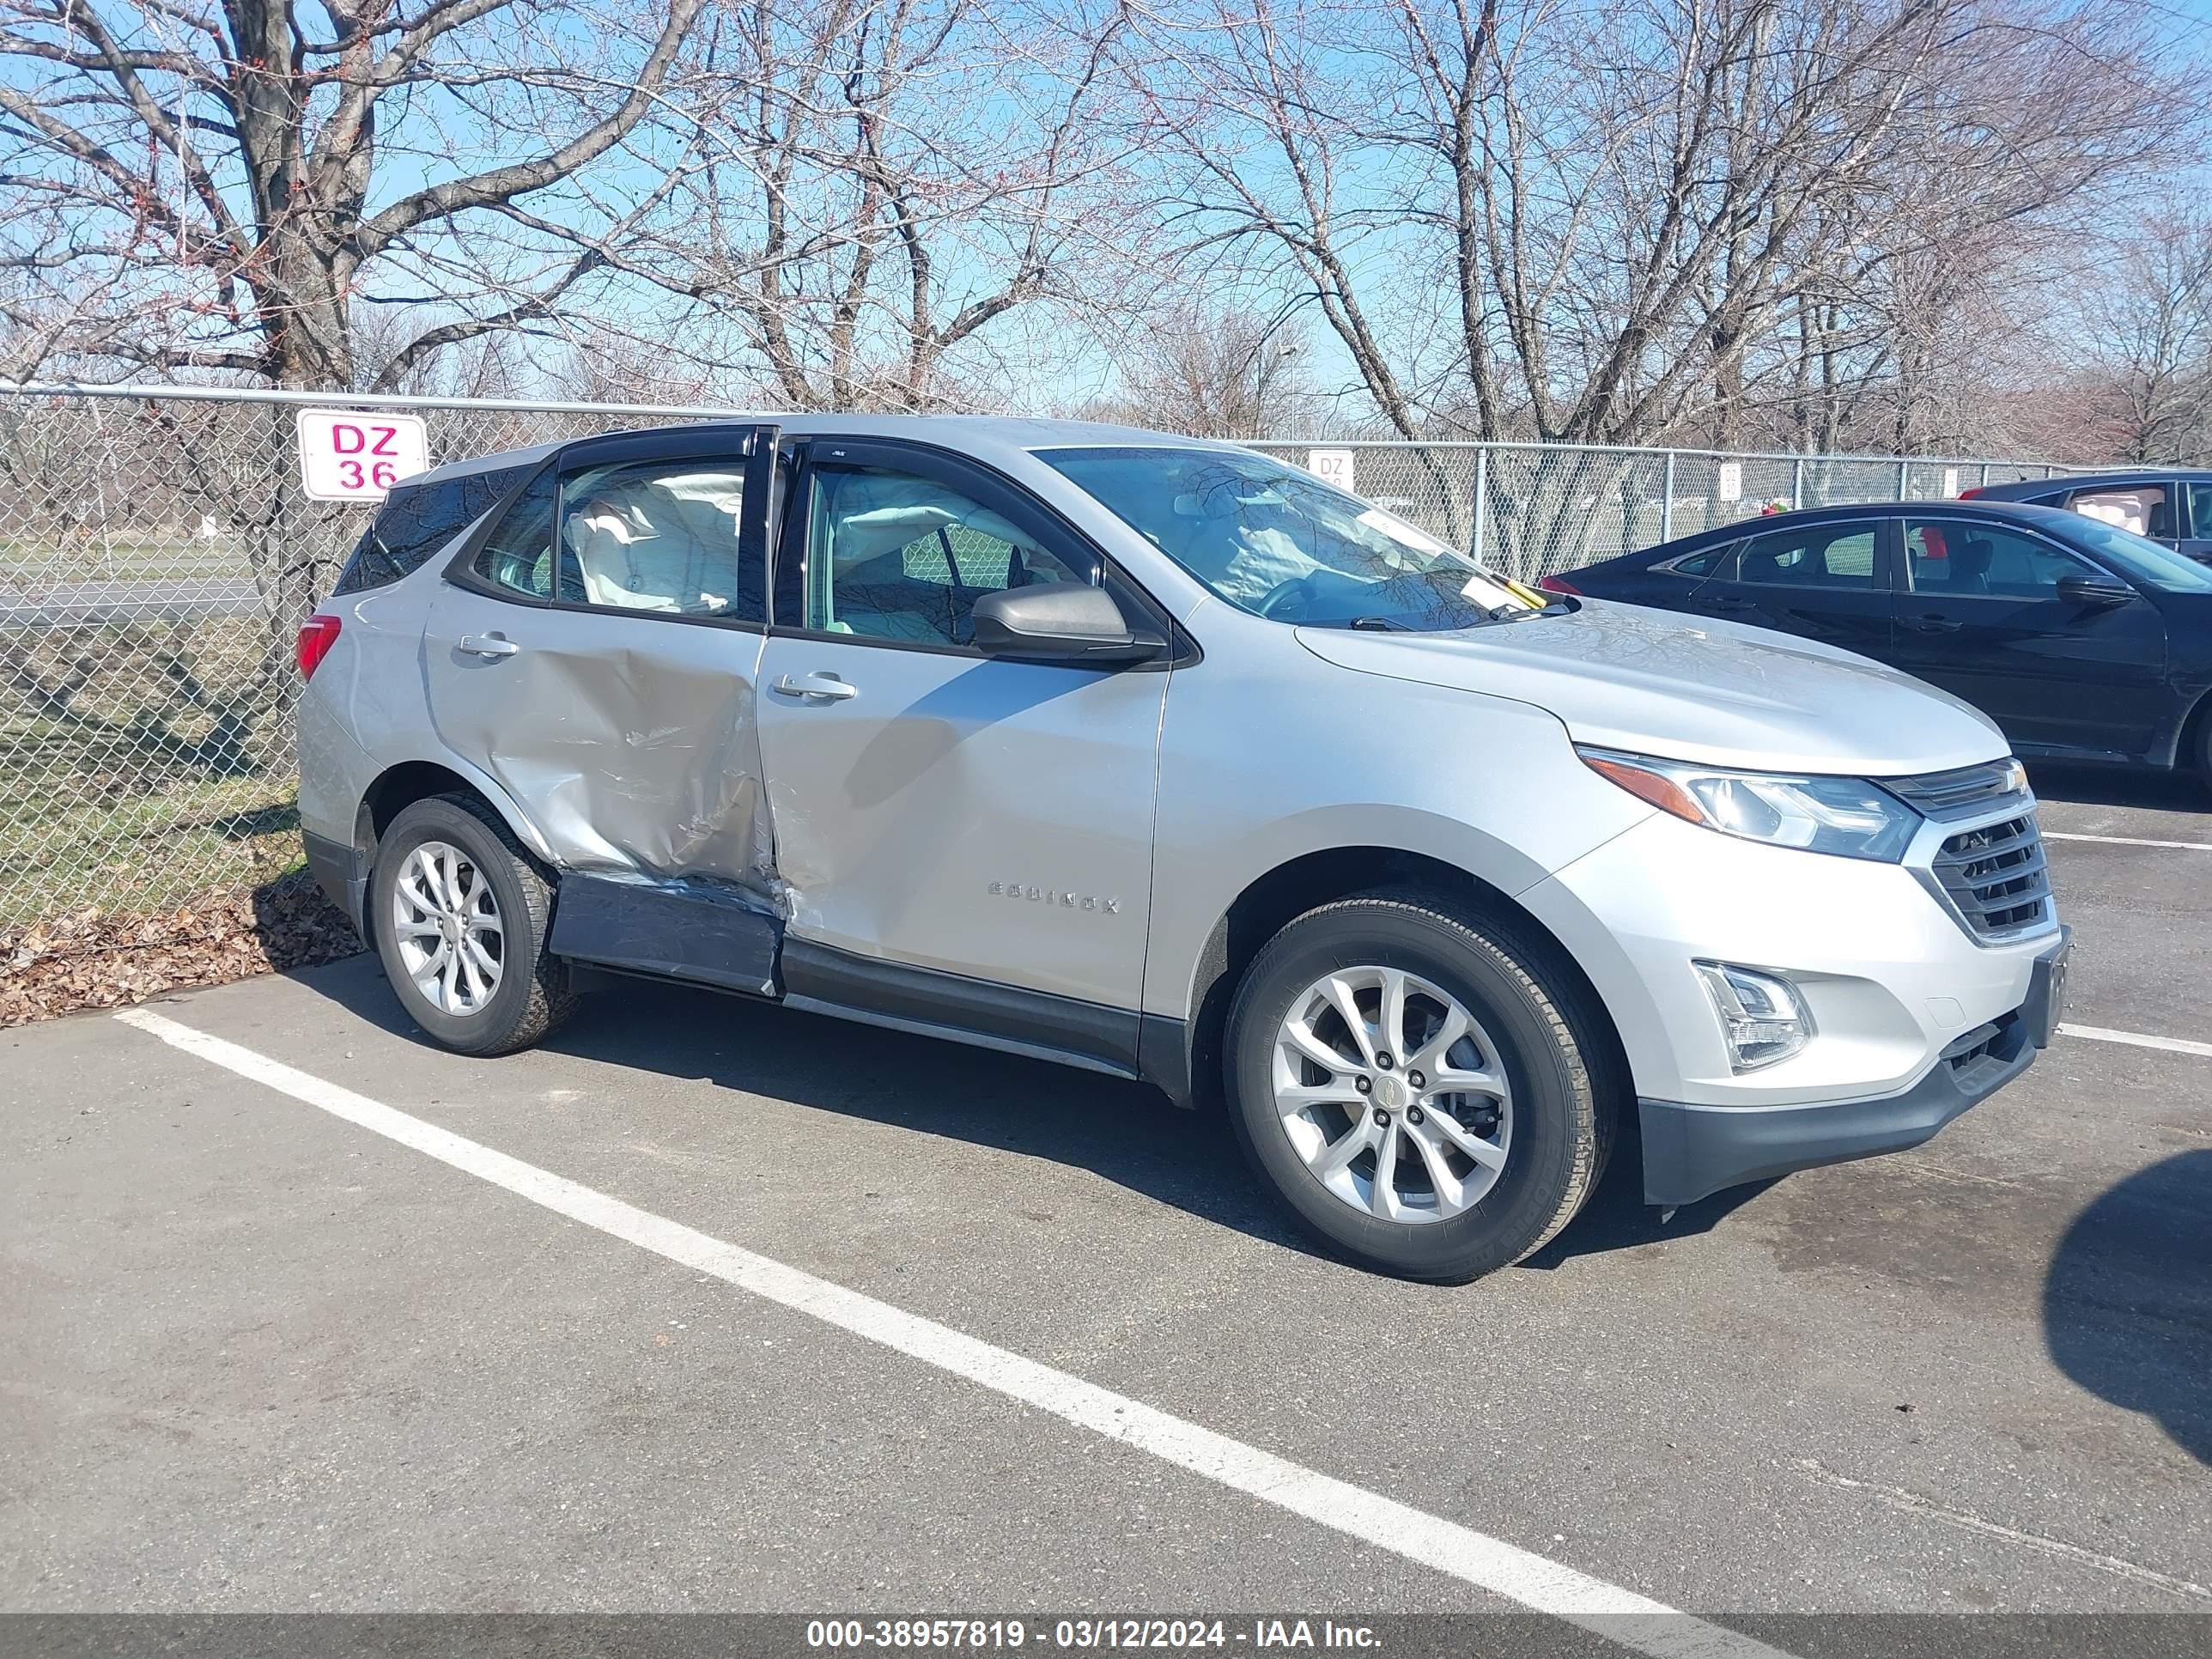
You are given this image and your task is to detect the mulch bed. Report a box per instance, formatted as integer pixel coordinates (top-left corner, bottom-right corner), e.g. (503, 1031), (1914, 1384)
(1, 872), (365, 1026)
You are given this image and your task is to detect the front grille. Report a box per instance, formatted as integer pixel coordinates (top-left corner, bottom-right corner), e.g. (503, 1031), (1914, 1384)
(1932, 812), (2051, 939)
(1884, 758), (2027, 816)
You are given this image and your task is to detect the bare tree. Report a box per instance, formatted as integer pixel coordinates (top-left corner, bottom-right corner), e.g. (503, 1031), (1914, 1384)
(526, 0), (1149, 411)
(1084, 301), (1315, 436)
(2079, 212), (2212, 463)
(0, 0), (710, 389)
(1120, 0), (2197, 448)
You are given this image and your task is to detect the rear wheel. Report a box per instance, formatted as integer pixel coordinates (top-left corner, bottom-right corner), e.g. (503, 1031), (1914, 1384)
(1224, 890), (1611, 1283)
(369, 794), (574, 1056)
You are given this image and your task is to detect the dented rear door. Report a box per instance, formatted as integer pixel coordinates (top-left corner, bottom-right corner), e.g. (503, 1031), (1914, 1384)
(420, 424), (781, 896)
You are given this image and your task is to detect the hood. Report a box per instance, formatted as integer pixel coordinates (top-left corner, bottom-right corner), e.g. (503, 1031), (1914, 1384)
(1295, 599), (2008, 777)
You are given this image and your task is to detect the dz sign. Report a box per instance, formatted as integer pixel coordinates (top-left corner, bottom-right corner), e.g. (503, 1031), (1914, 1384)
(296, 409), (429, 501)
(1306, 448), (1356, 493)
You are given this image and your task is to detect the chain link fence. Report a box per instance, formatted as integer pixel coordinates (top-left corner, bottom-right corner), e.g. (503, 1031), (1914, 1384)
(1243, 441), (2072, 581)
(0, 382), (2075, 930)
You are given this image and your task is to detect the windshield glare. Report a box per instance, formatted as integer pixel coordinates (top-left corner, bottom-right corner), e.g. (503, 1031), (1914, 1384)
(1035, 446), (1534, 629)
(2063, 515), (2212, 593)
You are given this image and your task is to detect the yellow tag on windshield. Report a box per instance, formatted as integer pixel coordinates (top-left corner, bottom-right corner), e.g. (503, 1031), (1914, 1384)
(1503, 578), (1549, 609)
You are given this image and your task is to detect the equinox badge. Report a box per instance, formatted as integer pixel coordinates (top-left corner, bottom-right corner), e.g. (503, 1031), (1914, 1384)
(990, 881), (1120, 915)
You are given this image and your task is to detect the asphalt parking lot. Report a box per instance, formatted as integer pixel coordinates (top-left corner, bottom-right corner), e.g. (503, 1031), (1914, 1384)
(3, 763), (2207, 1639)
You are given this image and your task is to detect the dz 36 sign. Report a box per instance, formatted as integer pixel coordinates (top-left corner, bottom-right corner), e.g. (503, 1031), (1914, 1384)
(295, 409), (429, 501)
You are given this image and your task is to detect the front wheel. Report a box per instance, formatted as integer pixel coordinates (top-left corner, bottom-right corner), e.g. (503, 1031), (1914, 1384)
(1224, 890), (1612, 1283)
(368, 793), (574, 1057)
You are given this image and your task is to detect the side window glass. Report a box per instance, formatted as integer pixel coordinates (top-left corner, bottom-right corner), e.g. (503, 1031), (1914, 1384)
(471, 471), (559, 599)
(2069, 485), (2170, 541)
(806, 465), (1095, 646)
(1666, 544), (1733, 578)
(2187, 483), (2212, 540)
(337, 465), (522, 594)
(558, 459), (758, 620)
(1735, 526), (1877, 587)
(1906, 520), (2092, 598)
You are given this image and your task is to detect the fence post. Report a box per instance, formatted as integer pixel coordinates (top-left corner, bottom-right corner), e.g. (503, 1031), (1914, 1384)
(1979, 463), (1990, 490)
(1659, 451), (1675, 543)
(1791, 457), (1803, 511)
(1898, 459), (1912, 500)
(1472, 446), (1490, 566)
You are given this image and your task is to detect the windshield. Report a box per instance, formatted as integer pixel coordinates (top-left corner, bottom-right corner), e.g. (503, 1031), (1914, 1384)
(1035, 446), (1537, 629)
(2062, 514), (2212, 593)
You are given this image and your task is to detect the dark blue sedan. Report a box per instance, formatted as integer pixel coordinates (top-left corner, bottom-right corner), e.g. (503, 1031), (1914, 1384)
(1543, 500), (2212, 778)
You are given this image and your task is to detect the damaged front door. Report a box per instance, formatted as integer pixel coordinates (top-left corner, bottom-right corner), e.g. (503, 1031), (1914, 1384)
(757, 439), (1170, 1035)
(422, 425), (783, 973)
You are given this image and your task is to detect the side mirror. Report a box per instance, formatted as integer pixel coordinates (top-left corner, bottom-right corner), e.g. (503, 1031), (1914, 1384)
(969, 584), (1162, 665)
(2055, 574), (2136, 609)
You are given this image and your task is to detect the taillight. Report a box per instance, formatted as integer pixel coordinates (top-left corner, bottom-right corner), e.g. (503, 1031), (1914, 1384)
(296, 614), (342, 679)
(1538, 574), (1581, 595)
(1957, 487), (1984, 500)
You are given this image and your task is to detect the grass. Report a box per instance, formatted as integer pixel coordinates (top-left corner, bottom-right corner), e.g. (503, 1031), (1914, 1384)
(0, 770), (306, 927)
(1, 539), (253, 586)
(0, 614), (302, 926)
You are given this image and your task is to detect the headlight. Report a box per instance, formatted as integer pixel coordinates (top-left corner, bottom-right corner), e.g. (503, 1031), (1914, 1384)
(1577, 747), (1920, 862)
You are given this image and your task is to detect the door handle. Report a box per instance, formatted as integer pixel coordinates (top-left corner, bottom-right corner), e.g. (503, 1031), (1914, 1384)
(1707, 595), (1755, 611)
(1903, 616), (1962, 634)
(458, 633), (520, 659)
(774, 672), (858, 702)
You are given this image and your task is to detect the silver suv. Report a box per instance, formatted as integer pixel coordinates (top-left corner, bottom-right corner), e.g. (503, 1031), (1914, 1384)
(296, 417), (2070, 1281)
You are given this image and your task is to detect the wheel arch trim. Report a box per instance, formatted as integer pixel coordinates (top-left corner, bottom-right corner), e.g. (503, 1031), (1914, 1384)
(1153, 832), (1630, 1117)
(360, 754), (559, 864)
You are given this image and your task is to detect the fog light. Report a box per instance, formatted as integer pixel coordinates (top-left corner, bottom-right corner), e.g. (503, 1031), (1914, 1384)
(1694, 961), (1814, 1073)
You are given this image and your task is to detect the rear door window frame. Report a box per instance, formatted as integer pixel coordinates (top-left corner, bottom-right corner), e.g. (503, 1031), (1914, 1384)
(1729, 518), (1892, 592)
(441, 425), (779, 632)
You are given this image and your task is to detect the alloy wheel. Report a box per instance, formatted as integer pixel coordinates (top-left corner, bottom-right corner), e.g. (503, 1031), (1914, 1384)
(1271, 965), (1512, 1223)
(390, 839), (505, 1017)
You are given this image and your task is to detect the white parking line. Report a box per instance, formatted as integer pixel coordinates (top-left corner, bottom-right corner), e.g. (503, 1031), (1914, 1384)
(2058, 1023), (2212, 1060)
(113, 1005), (1792, 1659)
(2044, 830), (2212, 851)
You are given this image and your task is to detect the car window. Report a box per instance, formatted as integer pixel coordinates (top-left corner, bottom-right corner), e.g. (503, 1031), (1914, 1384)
(1734, 525), (1879, 588)
(2189, 483), (2212, 540)
(805, 464), (1095, 647)
(1036, 445), (1534, 629)
(556, 459), (757, 619)
(471, 471), (559, 599)
(335, 464), (526, 594)
(1907, 520), (2095, 597)
(2068, 484), (2172, 541)
(1664, 544), (1734, 578)
(2060, 514), (2212, 592)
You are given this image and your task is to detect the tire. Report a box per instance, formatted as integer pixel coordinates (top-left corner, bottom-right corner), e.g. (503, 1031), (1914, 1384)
(368, 793), (575, 1057)
(1224, 889), (1614, 1283)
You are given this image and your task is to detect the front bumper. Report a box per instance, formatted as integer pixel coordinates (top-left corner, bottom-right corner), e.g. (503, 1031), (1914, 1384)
(1640, 927), (2069, 1206)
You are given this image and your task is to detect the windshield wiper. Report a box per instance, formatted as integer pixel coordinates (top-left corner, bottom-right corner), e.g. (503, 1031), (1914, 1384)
(1480, 599), (1566, 623)
(1344, 615), (1409, 631)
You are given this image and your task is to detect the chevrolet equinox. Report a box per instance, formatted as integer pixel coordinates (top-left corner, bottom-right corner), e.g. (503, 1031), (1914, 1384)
(297, 418), (2070, 1281)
